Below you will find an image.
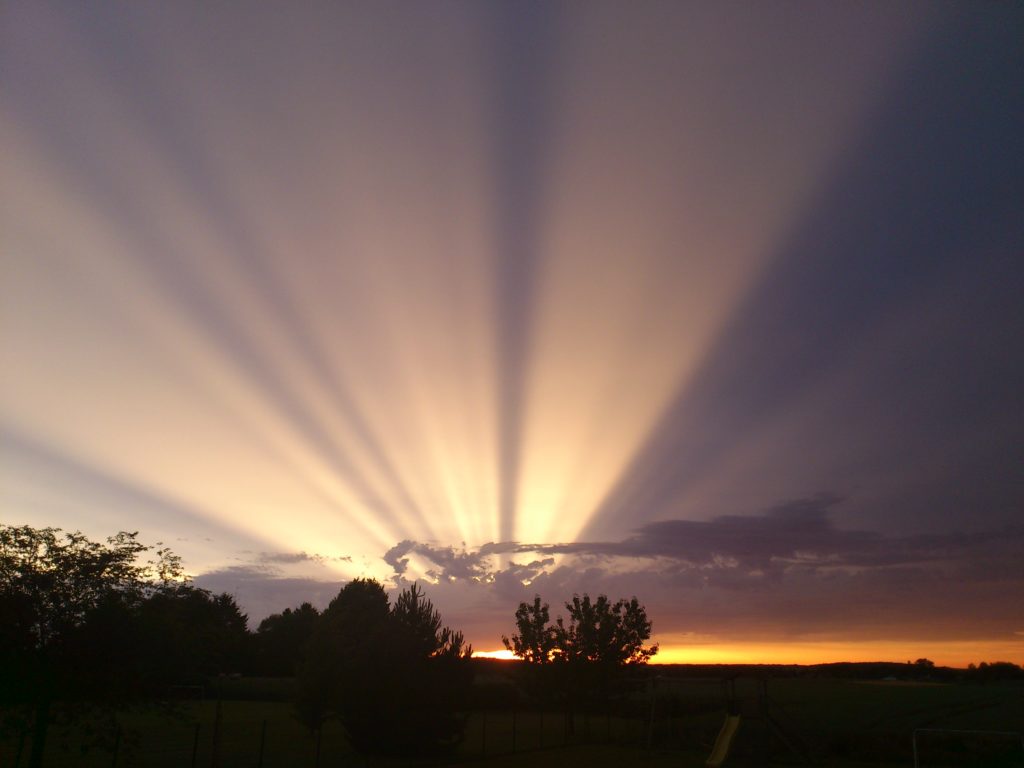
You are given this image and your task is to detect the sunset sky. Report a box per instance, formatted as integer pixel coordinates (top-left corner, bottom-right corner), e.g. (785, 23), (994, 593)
(2, 2), (1022, 667)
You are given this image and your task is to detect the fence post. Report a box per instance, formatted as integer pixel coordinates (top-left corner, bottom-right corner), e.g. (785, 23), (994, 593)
(481, 710), (487, 758)
(109, 725), (121, 768)
(14, 728), (27, 768)
(190, 724), (200, 768)
(210, 699), (222, 768)
(27, 696), (50, 768)
(257, 720), (267, 768)
(646, 677), (657, 749)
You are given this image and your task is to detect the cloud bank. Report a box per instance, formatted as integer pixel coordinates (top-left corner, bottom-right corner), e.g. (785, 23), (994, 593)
(199, 495), (1024, 647)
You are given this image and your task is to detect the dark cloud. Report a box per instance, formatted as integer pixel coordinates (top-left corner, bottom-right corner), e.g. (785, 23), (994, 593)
(185, 494), (1022, 642)
(379, 495), (1024, 642)
(255, 550), (350, 565)
(384, 540), (494, 582)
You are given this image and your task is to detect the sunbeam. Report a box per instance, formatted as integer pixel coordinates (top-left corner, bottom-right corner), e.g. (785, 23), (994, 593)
(4, 2), (1022, 662)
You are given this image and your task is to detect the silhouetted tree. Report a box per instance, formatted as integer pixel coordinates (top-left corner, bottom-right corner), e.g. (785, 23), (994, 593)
(503, 592), (657, 711)
(556, 594), (658, 667)
(253, 602), (319, 676)
(502, 595), (557, 664)
(965, 661), (1024, 682)
(0, 524), (248, 768)
(390, 583), (474, 751)
(296, 579), (473, 755)
(138, 585), (250, 682)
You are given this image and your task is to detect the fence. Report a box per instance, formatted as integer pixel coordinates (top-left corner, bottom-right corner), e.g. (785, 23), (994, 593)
(1, 700), (688, 768)
(11, 675), (1016, 767)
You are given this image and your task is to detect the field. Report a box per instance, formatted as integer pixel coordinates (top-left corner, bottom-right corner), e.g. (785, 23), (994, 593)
(2, 672), (1022, 767)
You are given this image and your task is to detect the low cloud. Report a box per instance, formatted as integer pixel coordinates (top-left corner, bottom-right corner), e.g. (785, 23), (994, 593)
(377, 495), (1024, 644)
(190, 495), (1024, 645)
(256, 550), (352, 565)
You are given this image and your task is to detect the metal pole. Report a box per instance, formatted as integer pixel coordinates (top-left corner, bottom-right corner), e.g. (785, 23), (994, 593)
(539, 709), (544, 748)
(27, 696), (50, 768)
(190, 724), (200, 768)
(481, 710), (487, 758)
(257, 720), (267, 768)
(210, 699), (222, 768)
(13, 728), (27, 768)
(511, 709), (517, 754)
(314, 727), (322, 768)
(109, 726), (121, 768)
(646, 677), (657, 749)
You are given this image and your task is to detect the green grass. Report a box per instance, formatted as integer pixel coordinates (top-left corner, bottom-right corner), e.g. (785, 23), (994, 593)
(3, 677), (1022, 767)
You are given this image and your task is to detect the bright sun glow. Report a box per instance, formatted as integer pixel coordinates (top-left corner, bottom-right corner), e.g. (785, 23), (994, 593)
(472, 649), (518, 661)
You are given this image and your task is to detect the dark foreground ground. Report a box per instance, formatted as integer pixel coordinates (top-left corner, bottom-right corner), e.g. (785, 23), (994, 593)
(3, 668), (1022, 767)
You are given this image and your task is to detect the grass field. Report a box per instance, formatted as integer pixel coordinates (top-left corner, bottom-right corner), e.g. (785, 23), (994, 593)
(2, 675), (1022, 767)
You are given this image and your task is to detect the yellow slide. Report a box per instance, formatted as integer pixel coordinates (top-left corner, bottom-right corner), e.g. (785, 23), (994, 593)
(705, 715), (741, 768)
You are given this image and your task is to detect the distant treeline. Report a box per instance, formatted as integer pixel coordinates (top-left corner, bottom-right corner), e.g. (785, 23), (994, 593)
(632, 660), (1024, 682)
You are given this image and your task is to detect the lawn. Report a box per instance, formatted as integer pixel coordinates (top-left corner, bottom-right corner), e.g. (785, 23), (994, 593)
(2, 676), (1022, 767)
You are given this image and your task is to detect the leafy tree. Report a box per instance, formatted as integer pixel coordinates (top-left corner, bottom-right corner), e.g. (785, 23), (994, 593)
(502, 595), (557, 664)
(556, 594), (658, 667)
(965, 661), (1024, 682)
(0, 524), (247, 768)
(504, 592), (657, 668)
(253, 602), (320, 676)
(296, 579), (473, 756)
(296, 579), (391, 735)
(503, 592), (657, 709)
(138, 585), (250, 682)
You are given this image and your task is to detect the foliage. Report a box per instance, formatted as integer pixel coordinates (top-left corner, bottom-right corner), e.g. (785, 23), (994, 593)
(138, 585), (250, 683)
(503, 592), (657, 705)
(0, 525), (179, 655)
(253, 602), (320, 676)
(504, 592), (657, 669)
(965, 660), (1024, 681)
(556, 594), (658, 667)
(502, 595), (557, 664)
(0, 524), (248, 767)
(295, 579), (473, 756)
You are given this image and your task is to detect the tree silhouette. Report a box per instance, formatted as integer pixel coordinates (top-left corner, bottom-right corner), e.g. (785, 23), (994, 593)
(503, 592), (657, 709)
(253, 602), (319, 676)
(556, 594), (658, 667)
(502, 595), (557, 664)
(296, 579), (473, 756)
(0, 524), (249, 768)
(504, 592), (657, 668)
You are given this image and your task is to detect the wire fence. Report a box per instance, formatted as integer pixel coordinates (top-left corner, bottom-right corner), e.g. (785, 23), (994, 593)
(1, 702), (684, 768)
(6, 677), (1022, 767)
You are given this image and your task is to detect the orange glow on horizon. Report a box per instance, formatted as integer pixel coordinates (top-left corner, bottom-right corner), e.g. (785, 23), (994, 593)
(472, 640), (1023, 669)
(472, 649), (518, 661)
(652, 639), (1024, 669)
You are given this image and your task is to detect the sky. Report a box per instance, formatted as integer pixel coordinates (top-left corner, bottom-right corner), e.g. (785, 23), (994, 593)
(2, 2), (1023, 667)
